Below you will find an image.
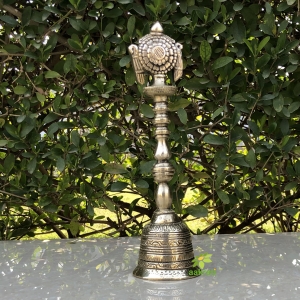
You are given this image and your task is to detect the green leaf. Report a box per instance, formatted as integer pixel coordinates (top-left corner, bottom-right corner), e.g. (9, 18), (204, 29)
(103, 198), (115, 212)
(43, 204), (58, 213)
(125, 67), (136, 86)
(4, 154), (15, 174)
(118, 0), (133, 3)
(119, 55), (131, 67)
(68, 39), (82, 50)
(44, 6), (62, 15)
(39, 197), (52, 207)
(217, 190), (230, 204)
(259, 24), (274, 36)
(284, 182), (297, 191)
(135, 179), (149, 189)
(13, 86), (27, 95)
(127, 15), (136, 37)
(0, 140), (8, 147)
(69, 18), (82, 31)
(208, 23), (226, 34)
(69, 219), (80, 236)
(140, 104), (154, 118)
(99, 145), (110, 162)
(132, 3), (145, 16)
(247, 120), (260, 137)
(199, 261), (205, 269)
(233, 2), (243, 11)
(243, 39), (255, 56)
(169, 98), (191, 111)
(20, 122), (34, 138)
(177, 108), (187, 124)
(231, 156), (249, 168)
(126, 104), (138, 111)
(3, 44), (22, 54)
(27, 157), (37, 174)
(4, 124), (19, 138)
(22, 6), (32, 26)
(64, 54), (77, 74)
(36, 92), (46, 103)
(280, 119), (289, 135)
(285, 207), (298, 216)
(286, 65), (297, 73)
(71, 130), (80, 147)
(212, 57), (233, 70)
(293, 83), (300, 96)
(230, 93), (246, 102)
(140, 160), (156, 174)
(273, 95), (284, 112)
(288, 102), (300, 113)
(56, 157), (65, 172)
(179, 1), (187, 13)
(45, 71), (61, 78)
(245, 149), (256, 169)
(181, 77), (208, 91)
(0, 15), (18, 26)
(258, 36), (270, 52)
(232, 108), (240, 126)
(24, 50), (37, 59)
(177, 16), (191, 26)
(200, 40), (212, 63)
(257, 53), (271, 69)
(212, 107), (224, 120)
(277, 2), (289, 11)
(229, 67), (241, 81)
(83, 154), (100, 169)
(111, 181), (128, 192)
(104, 163), (128, 174)
(231, 19), (246, 44)
(59, 194), (74, 205)
(43, 112), (59, 124)
(295, 161), (300, 175)
(256, 169), (264, 181)
(285, 40), (299, 54)
(203, 134), (226, 145)
(281, 136), (290, 147)
(283, 138), (298, 153)
(186, 205), (208, 218)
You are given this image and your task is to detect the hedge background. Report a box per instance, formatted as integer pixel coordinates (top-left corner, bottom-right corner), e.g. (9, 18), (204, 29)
(0, 0), (300, 239)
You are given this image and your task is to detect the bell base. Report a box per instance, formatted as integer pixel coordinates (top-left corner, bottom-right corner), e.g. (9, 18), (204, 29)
(133, 265), (201, 281)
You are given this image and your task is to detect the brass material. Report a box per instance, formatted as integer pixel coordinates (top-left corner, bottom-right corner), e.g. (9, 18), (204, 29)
(129, 22), (200, 280)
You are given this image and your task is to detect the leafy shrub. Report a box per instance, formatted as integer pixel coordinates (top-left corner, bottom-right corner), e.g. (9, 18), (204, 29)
(0, 0), (299, 239)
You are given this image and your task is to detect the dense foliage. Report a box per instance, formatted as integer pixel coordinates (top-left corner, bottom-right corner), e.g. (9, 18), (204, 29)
(1, 0), (300, 239)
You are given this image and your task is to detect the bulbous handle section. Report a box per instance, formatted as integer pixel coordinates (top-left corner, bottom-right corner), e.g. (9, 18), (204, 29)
(155, 138), (170, 160)
(155, 182), (172, 210)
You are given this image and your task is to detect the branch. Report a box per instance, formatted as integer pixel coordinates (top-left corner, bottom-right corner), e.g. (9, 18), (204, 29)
(30, 205), (67, 239)
(1, 4), (21, 18)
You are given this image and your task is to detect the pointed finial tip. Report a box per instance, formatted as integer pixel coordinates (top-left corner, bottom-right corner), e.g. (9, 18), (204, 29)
(151, 22), (163, 33)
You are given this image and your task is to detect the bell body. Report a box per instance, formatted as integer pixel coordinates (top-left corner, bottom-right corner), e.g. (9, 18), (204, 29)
(133, 210), (200, 280)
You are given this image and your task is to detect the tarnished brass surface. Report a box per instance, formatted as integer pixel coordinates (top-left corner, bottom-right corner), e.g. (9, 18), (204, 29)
(129, 22), (199, 280)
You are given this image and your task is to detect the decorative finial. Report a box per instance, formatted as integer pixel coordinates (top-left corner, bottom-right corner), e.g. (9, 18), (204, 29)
(150, 21), (164, 34)
(128, 22), (183, 85)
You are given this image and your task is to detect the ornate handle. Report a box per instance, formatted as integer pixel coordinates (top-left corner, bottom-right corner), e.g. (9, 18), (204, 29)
(129, 22), (183, 211)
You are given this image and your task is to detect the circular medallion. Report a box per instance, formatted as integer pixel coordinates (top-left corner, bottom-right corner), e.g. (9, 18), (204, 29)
(152, 46), (165, 59)
(139, 34), (178, 74)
